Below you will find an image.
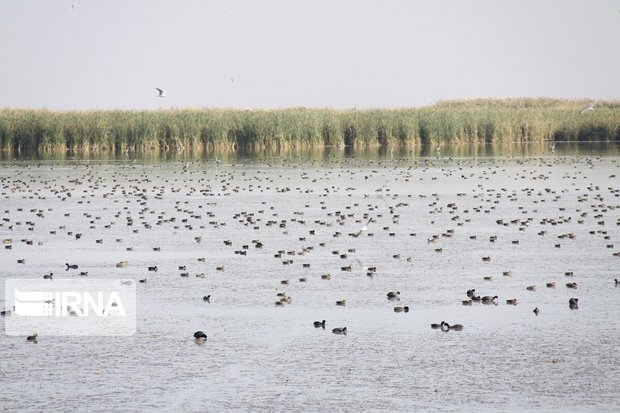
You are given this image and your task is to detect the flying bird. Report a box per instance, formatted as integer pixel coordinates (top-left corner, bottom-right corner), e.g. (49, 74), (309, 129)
(580, 103), (595, 114)
(360, 217), (373, 232)
(375, 182), (387, 193)
(351, 217), (373, 237)
(71, 2), (79, 10)
(155, 88), (166, 97)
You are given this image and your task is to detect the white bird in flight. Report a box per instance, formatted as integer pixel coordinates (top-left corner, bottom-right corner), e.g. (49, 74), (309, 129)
(71, 2), (79, 10)
(360, 217), (373, 232)
(351, 217), (373, 237)
(155, 88), (166, 97)
(375, 182), (387, 193)
(580, 103), (595, 114)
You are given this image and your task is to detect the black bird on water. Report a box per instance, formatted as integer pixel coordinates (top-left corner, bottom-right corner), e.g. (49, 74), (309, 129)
(194, 331), (207, 344)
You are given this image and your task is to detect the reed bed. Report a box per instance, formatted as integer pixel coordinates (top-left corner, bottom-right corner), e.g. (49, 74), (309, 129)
(1, 98), (619, 152)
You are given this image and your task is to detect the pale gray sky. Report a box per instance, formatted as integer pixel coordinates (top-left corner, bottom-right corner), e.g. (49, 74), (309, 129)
(1, 0), (619, 110)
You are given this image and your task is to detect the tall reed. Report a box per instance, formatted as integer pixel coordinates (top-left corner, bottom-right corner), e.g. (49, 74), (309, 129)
(1, 98), (618, 152)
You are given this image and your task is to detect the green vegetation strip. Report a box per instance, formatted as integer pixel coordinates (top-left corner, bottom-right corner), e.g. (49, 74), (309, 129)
(1, 99), (619, 152)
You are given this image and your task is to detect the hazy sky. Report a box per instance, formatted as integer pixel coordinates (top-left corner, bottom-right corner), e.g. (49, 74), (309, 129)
(1, 0), (619, 110)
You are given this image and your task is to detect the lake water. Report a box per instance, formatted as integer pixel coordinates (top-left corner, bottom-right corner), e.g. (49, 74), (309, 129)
(1, 143), (619, 412)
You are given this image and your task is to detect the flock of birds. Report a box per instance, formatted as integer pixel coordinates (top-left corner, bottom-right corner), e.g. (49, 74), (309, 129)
(0, 151), (618, 345)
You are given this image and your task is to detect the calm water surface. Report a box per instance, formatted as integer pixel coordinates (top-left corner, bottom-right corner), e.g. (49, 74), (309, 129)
(1, 143), (619, 412)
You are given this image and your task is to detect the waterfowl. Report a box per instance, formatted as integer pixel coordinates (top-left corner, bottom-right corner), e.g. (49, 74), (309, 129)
(546, 282), (556, 288)
(506, 299), (517, 305)
(1, 309), (11, 316)
(43, 273), (53, 280)
(336, 300), (346, 306)
(462, 299), (472, 306)
(481, 295), (498, 304)
(566, 282), (578, 289)
(314, 320), (326, 328)
(533, 307), (539, 316)
(393, 306), (409, 313)
(569, 298), (579, 310)
(332, 327), (347, 335)
(466, 289), (476, 298)
(65, 263), (78, 270)
(446, 323), (463, 331)
(138, 278), (147, 283)
(276, 296), (292, 305)
(526, 285), (536, 292)
(193, 330), (207, 344)
(386, 291), (400, 300)
(431, 321), (445, 329)
(147, 265), (158, 272)
(27, 333), (38, 343)
(202, 295), (210, 302)
(615, 279), (619, 287)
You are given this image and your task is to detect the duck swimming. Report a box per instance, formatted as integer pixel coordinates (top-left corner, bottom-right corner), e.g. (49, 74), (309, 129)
(481, 295), (498, 304)
(314, 320), (326, 328)
(332, 327), (347, 335)
(445, 323), (463, 331)
(569, 298), (579, 310)
(386, 291), (400, 300)
(193, 331), (207, 344)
